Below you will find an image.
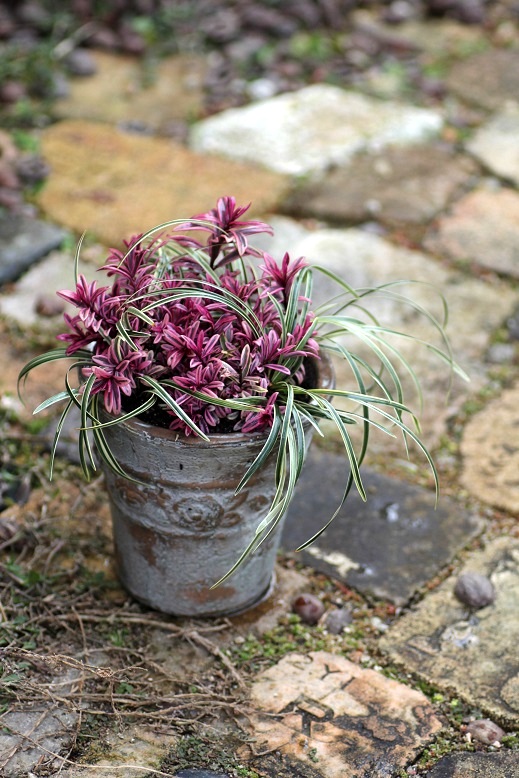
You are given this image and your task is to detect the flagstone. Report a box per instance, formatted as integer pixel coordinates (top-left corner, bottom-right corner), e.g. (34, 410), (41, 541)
(283, 144), (478, 226)
(282, 448), (483, 605)
(424, 751), (519, 777)
(0, 214), (65, 285)
(190, 84), (443, 175)
(249, 651), (442, 778)
(379, 538), (519, 727)
(53, 724), (178, 778)
(36, 120), (289, 247)
(461, 382), (519, 513)
(424, 187), (519, 278)
(54, 51), (207, 132)
(445, 48), (519, 112)
(466, 106), (519, 188)
(0, 707), (78, 777)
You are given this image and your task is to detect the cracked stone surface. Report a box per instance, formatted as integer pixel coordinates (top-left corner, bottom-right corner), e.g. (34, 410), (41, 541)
(190, 84), (443, 175)
(282, 447), (483, 605)
(380, 538), (519, 726)
(37, 120), (288, 246)
(461, 382), (519, 513)
(249, 651), (442, 778)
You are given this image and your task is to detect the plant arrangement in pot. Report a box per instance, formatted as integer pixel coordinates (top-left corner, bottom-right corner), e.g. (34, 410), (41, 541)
(19, 196), (460, 617)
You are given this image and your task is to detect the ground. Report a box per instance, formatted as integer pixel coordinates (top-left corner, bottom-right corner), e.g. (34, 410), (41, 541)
(1, 2), (519, 777)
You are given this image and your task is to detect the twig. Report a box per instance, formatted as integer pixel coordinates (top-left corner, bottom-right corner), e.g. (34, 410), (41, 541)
(43, 539), (66, 576)
(44, 611), (230, 636)
(186, 630), (246, 689)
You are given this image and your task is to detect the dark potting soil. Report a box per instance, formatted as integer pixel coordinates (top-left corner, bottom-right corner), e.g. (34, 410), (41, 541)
(120, 357), (320, 432)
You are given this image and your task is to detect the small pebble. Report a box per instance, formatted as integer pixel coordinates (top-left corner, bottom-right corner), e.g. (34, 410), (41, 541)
(64, 48), (97, 77)
(89, 26), (119, 51)
(382, 1), (418, 24)
(454, 572), (495, 609)
(17, 1), (51, 30)
(324, 607), (353, 634)
(202, 8), (240, 43)
(292, 593), (325, 625)
(15, 154), (50, 185)
(0, 7), (15, 39)
(241, 5), (297, 37)
(246, 77), (279, 101)
(118, 26), (146, 56)
(0, 80), (27, 104)
(371, 616), (389, 632)
(284, 0), (321, 27)
(465, 718), (505, 745)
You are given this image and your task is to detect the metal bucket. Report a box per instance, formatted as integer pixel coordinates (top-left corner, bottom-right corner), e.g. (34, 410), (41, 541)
(101, 356), (334, 617)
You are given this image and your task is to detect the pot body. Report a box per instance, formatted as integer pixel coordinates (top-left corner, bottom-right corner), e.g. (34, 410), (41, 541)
(101, 356), (334, 617)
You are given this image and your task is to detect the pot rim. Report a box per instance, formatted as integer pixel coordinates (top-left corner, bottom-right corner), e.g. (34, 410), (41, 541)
(102, 351), (335, 447)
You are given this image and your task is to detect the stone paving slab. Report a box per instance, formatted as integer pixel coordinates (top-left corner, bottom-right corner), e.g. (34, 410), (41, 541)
(461, 381), (519, 514)
(37, 120), (289, 247)
(54, 51), (207, 132)
(445, 48), (519, 112)
(466, 105), (519, 188)
(55, 723), (179, 778)
(0, 215), (66, 285)
(283, 144), (478, 226)
(424, 751), (519, 777)
(249, 650), (442, 778)
(190, 84), (443, 176)
(0, 250), (96, 329)
(282, 447), (483, 605)
(424, 187), (519, 278)
(380, 538), (519, 726)
(0, 706), (78, 777)
(390, 18), (487, 59)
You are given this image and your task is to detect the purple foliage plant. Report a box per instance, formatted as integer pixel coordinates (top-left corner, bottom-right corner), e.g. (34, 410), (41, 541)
(19, 196), (463, 579)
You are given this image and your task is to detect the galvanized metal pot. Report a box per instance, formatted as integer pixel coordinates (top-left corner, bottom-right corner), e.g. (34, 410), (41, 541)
(101, 356), (334, 617)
